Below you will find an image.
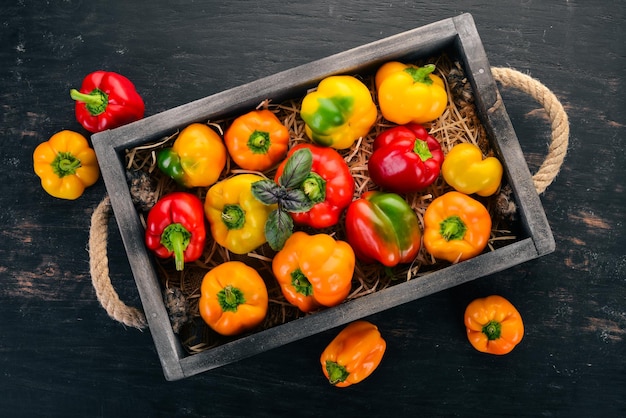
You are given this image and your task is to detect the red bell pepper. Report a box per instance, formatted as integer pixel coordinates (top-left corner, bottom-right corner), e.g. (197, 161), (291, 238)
(274, 143), (354, 229)
(145, 192), (206, 271)
(344, 191), (421, 267)
(70, 70), (145, 133)
(368, 123), (444, 194)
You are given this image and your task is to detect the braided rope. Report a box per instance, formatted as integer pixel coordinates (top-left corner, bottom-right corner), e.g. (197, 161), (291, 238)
(88, 196), (147, 329)
(88, 67), (568, 327)
(491, 67), (569, 194)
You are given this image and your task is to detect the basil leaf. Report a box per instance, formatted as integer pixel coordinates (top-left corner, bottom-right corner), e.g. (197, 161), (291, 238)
(251, 179), (281, 205)
(278, 148), (313, 189)
(280, 189), (314, 213)
(265, 209), (294, 251)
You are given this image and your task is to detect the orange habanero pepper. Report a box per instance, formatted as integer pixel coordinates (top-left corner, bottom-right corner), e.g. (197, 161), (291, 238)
(464, 295), (524, 355)
(320, 321), (386, 387)
(199, 261), (268, 336)
(423, 191), (491, 263)
(272, 231), (354, 313)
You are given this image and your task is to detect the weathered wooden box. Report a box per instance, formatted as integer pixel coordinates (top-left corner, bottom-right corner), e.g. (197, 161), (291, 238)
(92, 13), (554, 381)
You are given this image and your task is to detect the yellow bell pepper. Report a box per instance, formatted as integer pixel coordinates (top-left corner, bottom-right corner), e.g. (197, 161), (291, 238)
(157, 123), (226, 188)
(204, 174), (277, 254)
(300, 75), (377, 149)
(375, 61), (448, 124)
(442, 143), (503, 197)
(33, 130), (100, 200)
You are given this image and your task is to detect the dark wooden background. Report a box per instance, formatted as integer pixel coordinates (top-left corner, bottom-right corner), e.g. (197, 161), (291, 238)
(1, 1), (624, 416)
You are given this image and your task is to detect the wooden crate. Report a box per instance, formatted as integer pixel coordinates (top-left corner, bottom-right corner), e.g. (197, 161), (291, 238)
(92, 13), (554, 381)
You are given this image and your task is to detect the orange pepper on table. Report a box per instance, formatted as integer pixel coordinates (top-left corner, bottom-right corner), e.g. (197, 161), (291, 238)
(423, 191), (491, 263)
(272, 231), (355, 313)
(464, 295), (524, 355)
(33, 130), (100, 200)
(198, 261), (268, 336)
(224, 109), (290, 171)
(320, 321), (386, 387)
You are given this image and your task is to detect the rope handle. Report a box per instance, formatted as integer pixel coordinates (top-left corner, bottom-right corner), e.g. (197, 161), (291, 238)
(88, 67), (569, 329)
(491, 67), (569, 194)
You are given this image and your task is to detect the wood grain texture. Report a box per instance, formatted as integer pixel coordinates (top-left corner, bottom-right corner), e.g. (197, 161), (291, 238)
(1, 0), (624, 416)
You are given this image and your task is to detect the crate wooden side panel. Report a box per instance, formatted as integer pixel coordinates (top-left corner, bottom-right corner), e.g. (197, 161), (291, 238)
(92, 13), (554, 381)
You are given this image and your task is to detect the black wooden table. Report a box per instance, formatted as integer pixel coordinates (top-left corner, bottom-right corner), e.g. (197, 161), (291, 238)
(1, 1), (624, 416)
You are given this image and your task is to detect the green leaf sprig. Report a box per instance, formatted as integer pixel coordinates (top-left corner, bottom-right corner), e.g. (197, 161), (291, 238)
(251, 148), (314, 251)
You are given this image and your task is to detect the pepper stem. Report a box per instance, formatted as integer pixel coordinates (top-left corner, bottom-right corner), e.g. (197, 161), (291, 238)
(413, 139), (433, 162)
(160, 223), (191, 271)
(221, 204), (246, 230)
(482, 320), (502, 341)
(247, 130), (271, 155)
(291, 268), (313, 296)
(439, 215), (467, 241)
(301, 172), (326, 205)
(51, 151), (81, 177)
(217, 285), (246, 313)
(70, 88), (109, 116)
(325, 360), (350, 385)
(404, 64), (436, 85)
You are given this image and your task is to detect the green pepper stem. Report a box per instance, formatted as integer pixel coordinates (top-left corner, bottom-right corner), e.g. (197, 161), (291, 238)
(52, 151), (81, 177)
(291, 268), (313, 296)
(248, 130), (271, 155)
(221, 204), (246, 230)
(217, 285), (246, 313)
(301, 172), (326, 204)
(413, 139), (433, 162)
(325, 360), (350, 385)
(160, 223), (191, 271)
(482, 320), (502, 341)
(404, 64), (436, 85)
(70, 88), (109, 116)
(439, 215), (467, 241)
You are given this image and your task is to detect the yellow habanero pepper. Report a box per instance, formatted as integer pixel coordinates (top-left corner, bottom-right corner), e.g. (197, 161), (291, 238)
(33, 130), (100, 200)
(300, 75), (377, 149)
(375, 61), (448, 125)
(204, 174), (276, 254)
(320, 321), (386, 387)
(442, 143), (503, 197)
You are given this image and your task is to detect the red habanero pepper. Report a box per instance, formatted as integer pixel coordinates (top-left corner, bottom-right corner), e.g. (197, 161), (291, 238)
(145, 192), (206, 271)
(274, 143), (354, 229)
(70, 70), (145, 133)
(368, 123), (444, 194)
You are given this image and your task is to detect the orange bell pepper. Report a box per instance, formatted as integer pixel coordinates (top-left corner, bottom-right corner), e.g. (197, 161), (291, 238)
(272, 231), (355, 313)
(198, 261), (268, 336)
(320, 321), (386, 387)
(33, 130), (100, 200)
(375, 61), (448, 125)
(224, 109), (290, 171)
(423, 191), (491, 263)
(464, 295), (524, 355)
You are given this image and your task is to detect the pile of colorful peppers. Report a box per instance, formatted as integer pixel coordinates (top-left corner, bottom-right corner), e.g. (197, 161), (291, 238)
(34, 63), (524, 387)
